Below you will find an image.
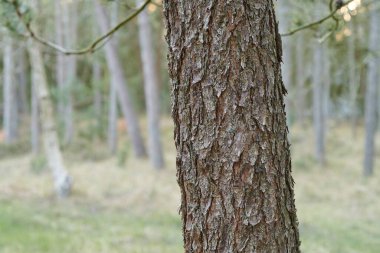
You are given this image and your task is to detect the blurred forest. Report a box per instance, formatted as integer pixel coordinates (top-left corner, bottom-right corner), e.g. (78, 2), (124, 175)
(0, 0), (379, 252)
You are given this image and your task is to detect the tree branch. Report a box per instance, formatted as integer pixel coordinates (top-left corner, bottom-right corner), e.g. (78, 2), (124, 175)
(281, 0), (355, 37)
(11, 0), (151, 55)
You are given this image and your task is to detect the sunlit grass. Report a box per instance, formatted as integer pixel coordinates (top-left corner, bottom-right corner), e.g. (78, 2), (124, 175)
(0, 119), (379, 252)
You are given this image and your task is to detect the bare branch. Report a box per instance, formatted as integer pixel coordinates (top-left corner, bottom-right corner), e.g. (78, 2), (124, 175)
(11, 0), (151, 55)
(281, 0), (355, 37)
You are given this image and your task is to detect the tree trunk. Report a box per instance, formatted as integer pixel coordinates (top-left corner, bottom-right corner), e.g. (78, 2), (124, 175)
(27, 39), (72, 197)
(3, 35), (18, 143)
(107, 77), (118, 154)
(277, 0), (292, 123)
(92, 61), (103, 133)
(163, 1), (300, 251)
(31, 76), (40, 154)
(17, 48), (29, 115)
(55, 0), (65, 116)
(295, 33), (306, 124)
(95, 1), (147, 158)
(312, 41), (326, 165)
(348, 21), (359, 137)
(62, 0), (77, 144)
(364, 9), (379, 177)
(137, 0), (165, 169)
(107, 2), (119, 154)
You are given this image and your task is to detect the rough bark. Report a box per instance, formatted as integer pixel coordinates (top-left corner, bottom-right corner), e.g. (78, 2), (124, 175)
(137, 0), (165, 169)
(95, 1), (147, 157)
(312, 42), (326, 165)
(364, 8), (379, 177)
(27, 38), (71, 197)
(2, 35), (18, 143)
(163, 1), (300, 252)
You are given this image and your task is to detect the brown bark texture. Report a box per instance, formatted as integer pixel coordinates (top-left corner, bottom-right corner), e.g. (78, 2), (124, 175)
(163, 1), (300, 252)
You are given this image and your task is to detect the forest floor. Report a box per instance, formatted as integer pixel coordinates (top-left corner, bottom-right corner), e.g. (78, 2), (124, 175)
(0, 119), (379, 253)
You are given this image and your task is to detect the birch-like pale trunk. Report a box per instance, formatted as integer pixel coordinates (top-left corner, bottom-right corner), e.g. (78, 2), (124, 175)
(28, 39), (71, 197)
(312, 41), (326, 165)
(3, 35), (18, 143)
(137, 0), (165, 169)
(364, 8), (380, 177)
(28, 0), (72, 197)
(95, 1), (147, 157)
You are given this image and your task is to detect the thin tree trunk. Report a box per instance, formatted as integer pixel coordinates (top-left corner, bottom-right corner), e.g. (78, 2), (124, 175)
(108, 78), (118, 154)
(277, 0), (292, 123)
(348, 21), (359, 137)
(62, 0), (77, 144)
(28, 0), (72, 194)
(164, 1), (300, 251)
(92, 61), (103, 132)
(3, 35), (18, 143)
(55, 0), (65, 116)
(295, 33), (306, 124)
(364, 9), (379, 177)
(95, 1), (147, 158)
(137, 0), (165, 169)
(28, 37), (71, 197)
(107, 2), (119, 154)
(31, 76), (40, 154)
(313, 41), (326, 165)
(17, 48), (29, 115)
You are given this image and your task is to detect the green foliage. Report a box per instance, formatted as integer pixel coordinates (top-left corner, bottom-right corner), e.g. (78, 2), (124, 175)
(0, 0), (31, 35)
(0, 200), (183, 253)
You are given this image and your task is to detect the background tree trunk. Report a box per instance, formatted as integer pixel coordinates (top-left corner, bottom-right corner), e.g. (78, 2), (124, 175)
(363, 8), (379, 177)
(92, 61), (103, 135)
(95, 1), (147, 158)
(137, 0), (165, 169)
(277, 0), (293, 123)
(107, 2), (119, 154)
(63, 0), (77, 144)
(163, 1), (300, 251)
(27, 5), (72, 197)
(2, 35), (18, 143)
(312, 41), (326, 165)
(17, 47), (29, 115)
(55, 0), (65, 116)
(31, 76), (40, 154)
(295, 34), (306, 124)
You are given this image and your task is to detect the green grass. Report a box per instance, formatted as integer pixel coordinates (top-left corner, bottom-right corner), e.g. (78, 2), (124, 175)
(0, 121), (379, 252)
(0, 199), (182, 253)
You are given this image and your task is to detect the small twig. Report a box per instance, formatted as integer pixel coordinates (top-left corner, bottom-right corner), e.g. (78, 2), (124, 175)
(11, 0), (151, 55)
(281, 0), (355, 37)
